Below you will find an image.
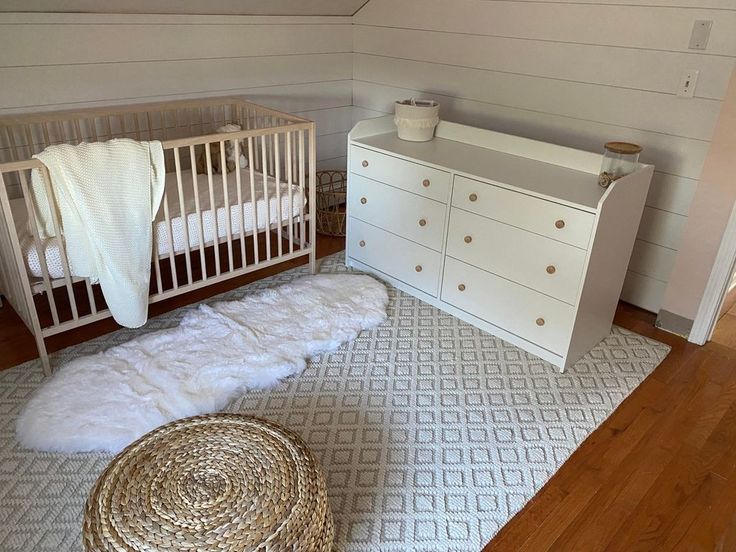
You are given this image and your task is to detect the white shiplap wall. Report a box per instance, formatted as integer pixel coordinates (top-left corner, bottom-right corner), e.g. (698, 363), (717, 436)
(0, 13), (354, 170)
(353, 0), (736, 313)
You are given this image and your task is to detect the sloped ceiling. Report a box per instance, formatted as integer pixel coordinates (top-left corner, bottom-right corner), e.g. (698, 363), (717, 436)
(0, 0), (368, 16)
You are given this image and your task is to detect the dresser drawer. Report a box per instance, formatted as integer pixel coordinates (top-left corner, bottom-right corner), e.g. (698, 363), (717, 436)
(452, 175), (595, 249)
(446, 209), (586, 305)
(349, 217), (442, 296)
(350, 146), (450, 203)
(348, 174), (446, 251)
(441, 257), (574, 355)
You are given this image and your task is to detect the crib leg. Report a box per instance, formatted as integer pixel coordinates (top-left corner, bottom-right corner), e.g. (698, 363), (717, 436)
(309, 248), (319, 275)
(34, 332), (51, 376)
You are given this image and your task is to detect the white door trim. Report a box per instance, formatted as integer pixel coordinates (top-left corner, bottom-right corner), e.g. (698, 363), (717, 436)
(689, 199), (736, 345)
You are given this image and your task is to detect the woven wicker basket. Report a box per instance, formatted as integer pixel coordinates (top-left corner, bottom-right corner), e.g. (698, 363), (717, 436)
(83, 414), (334, 551)
(315, 170), (348, 237)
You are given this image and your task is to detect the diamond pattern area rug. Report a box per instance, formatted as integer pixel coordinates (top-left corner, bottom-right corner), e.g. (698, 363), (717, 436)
(0, 252), (669, 551)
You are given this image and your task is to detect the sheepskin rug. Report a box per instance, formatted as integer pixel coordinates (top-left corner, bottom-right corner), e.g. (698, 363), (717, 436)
(16, 274), (388, 453)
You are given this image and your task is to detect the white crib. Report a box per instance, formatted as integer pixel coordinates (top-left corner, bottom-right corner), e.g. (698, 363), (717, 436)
(0, 97), (317, 374)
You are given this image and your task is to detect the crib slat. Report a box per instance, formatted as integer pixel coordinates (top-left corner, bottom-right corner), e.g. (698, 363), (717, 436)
(189, 145), (208, 280)
(298, 130), (306, 250)
(38, 164), (79, 321)
(133, 114), (142, 141)
(41, 123), (51, 149)
(104, 116), (113, 141)
(24, 125), (36, 157)
(151, 226), (163, 294)
(286, 131), (294, 255)
(173, 147), (193, 286)
(205, 143), (221, 277)
(84, 279), (98, 315)
(73, 120), (83, 145)
(268, 116), (275, 176)
(17, 170), (59, 326)
(308, 125), (317, 270)
(247, 136), (259, 264)
(120, 114), (128, 140)
(88, 117), (99, 142)
(274, 132), (283, 257)
(233, 139), (246, 267)
(146, 112), (154, 141)
(219, 140), (234, 271)
(6, 128), (20, 161)
(261, 135), (271, 261)
(161, 189), (178, 290)
(161, 111), (168, 141)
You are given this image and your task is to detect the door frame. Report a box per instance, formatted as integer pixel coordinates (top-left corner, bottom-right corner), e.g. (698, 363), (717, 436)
(689, 199), (736, 344)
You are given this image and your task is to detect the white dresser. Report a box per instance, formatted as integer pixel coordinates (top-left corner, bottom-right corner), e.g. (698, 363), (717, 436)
(345, 117), (654, 371)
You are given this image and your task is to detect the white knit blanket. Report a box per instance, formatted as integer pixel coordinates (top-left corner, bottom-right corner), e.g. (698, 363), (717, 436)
(31, 139), (165, 327)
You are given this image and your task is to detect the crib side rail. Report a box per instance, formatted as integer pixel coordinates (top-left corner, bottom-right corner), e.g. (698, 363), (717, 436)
(0, 117), (316, 369)
(0, 169), (50, 371)
(151, 122), (316, 295)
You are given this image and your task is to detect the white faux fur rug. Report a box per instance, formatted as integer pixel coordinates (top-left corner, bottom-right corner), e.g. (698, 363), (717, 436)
(16, 274), (388, 453)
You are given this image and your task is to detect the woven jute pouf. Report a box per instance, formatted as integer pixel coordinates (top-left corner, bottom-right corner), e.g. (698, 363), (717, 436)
(83, 414), (334, 551)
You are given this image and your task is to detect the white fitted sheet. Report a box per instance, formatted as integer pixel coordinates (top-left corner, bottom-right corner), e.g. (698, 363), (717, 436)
(13, 168), (304, 280)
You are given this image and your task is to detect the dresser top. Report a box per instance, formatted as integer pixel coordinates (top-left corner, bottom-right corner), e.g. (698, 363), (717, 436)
(353, 131), (606, 212)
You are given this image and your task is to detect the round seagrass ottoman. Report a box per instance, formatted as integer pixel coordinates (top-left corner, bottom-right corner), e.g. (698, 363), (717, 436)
(83, 413), (334, 551)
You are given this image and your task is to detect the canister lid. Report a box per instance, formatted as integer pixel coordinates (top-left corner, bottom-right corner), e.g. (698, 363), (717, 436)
(604, 141), (643, 155)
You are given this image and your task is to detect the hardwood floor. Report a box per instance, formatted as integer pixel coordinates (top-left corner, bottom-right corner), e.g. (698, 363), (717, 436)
(711, 296), (736, 350)
(2, 238), (735, 551)
(486, 303), (736, 552)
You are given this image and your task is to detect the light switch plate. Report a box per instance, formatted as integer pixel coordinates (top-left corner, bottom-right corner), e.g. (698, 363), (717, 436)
(677, 70), (699, 98)
(689, 20), (712, 50)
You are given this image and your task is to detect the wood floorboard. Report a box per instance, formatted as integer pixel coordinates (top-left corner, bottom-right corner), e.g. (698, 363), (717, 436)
(486, 307), (736, 552)
(2, 239), (736, 551)
(711, 312), (736, 350)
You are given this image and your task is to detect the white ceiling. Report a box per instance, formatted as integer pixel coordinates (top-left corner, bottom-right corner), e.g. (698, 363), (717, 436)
(0, 0), (368, 16)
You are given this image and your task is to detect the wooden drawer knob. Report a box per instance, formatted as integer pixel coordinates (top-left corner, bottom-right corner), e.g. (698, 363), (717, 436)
(422, 179), (430, 187)
(546, 265), (556, 274)
(362, 160), (369, 167)
(458, 283), (466, 292)
(360, 197), (367, 204)
(359, 240), (366, 247)
(536, 318), (545, 326)
(419, 218), (427, 227)
(464, 235), (472, 244)
(415, 265), (423, 272)
(555, 219), (565, 229)
(469, 193), (478, 202)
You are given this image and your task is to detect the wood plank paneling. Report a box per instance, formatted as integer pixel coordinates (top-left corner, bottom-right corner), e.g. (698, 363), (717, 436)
(354, 53), (721, 140)
(0, 24), (352, 67)
(353, 0), (736, 312)
(353, 81), (710, 180)
(621, 271), (668, 312)
(0, 1), (366, 16)
(354, 26), (734, 100)
(647, 173), (698, 216)
(0, 13), (353, 170)
(0, 53), (353, 110)
(356, 0), (736, 55)
(629, 240), (678, 283)
(638, 207), (688, 250)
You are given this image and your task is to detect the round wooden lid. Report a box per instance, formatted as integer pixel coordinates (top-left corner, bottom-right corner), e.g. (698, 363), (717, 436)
(604, 141), (643, 155)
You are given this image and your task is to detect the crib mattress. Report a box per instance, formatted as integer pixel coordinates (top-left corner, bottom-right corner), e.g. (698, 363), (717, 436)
(12, 168), (304, 280)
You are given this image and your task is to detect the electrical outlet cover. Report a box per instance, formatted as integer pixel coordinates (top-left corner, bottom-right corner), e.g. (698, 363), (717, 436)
(689, 20), (712, 50)
(677, 70), (700, 98)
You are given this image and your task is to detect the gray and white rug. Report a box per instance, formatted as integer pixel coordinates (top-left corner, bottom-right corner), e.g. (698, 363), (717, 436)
(0, 252), (669, 551)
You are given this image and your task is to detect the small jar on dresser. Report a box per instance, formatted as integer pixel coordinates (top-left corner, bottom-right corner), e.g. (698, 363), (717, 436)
(345, 117), (654, 372)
